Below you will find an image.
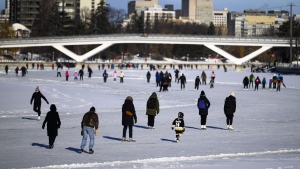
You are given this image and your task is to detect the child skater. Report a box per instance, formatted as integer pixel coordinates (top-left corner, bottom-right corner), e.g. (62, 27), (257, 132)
(172, 112), (185, 143)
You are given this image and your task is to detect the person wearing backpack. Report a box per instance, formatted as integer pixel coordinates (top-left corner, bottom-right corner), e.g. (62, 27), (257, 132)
(146, 92), (160, 129)
(197, 90), (210, 130)
(224, 92), (236, 130)
(254, 76), (261, 91)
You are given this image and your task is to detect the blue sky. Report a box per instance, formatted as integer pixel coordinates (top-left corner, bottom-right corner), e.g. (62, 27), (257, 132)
(1, 0), (300, 14)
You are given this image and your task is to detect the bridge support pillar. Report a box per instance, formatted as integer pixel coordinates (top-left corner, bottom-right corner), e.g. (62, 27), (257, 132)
(235, 65), (244, 72)
(75, 62), (83, 69)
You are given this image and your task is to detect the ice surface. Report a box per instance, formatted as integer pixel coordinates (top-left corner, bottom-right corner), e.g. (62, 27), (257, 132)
(0, 66), (299, 169)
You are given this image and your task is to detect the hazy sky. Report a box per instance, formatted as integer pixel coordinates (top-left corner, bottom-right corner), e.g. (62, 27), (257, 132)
(1, 0), (300, 14)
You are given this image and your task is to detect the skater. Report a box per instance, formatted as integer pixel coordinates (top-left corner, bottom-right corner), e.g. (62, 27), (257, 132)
(57, 67), (61, 77)
(224, 92), (236, 130)
(5, 65), (8, 74)
(65, 70), (69, 81)
(155, 71), (161, 87)
(262, 77), (266, 89)
(201, 71), (207, 85)
(168, 73), (172, 87)
(278, 74), (286, 88)
(272, 74), (278, 89)
(179, 73), (186, 90)
(209, 78), (214, 88)
(249, 73), (255, 88)
(30, 86), (49, 120)
(122, 96), (137, 142)
(195, 76), (200, 90)
(146, 71), (151, 83)
(210, 71), (216, 81)
(42, 104), (61, 149)
(146, 92), (160, 129)
(113, 70), (117, 83)
(197, 90), (210, 130)
(174, 69), (179, 82)
(269, 78), (272, 89)
(79, 69), (84, 81)
(254, 76), (261, 91)
(243, 76), (249, 90)
(103, 69), (108, 83)
(88, 66), (93, 78)
(80, 107), (99, 154)
(276, 78), (282, 92)
(171, 112), (185, 143)
(21, 66), (28, 77)
(15, 66), (19, 77)
(74, 71), (78, 80)
(120, 71), (124, 83)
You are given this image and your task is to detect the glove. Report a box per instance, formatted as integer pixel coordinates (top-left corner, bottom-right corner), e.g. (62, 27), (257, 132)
(94, 129), (98, 136)
(81, 130), (83, 136)
(134, 118), (137, 124)
(42, 125), (45, 129)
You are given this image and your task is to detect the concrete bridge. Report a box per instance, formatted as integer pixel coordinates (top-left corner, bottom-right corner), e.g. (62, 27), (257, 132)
(0, 34), (294, 66)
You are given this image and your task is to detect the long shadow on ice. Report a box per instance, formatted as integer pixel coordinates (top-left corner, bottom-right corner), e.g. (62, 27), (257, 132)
(206, 126), (227, 130)
(185, 126), (200, 130)
(32, 143), (48, 149)
(65, 147), (82, 154)
(133, 125), (148, 129)
(161, 138), (177, 143)
(22, 117), (37, 121)
(103, 136), (122, 141)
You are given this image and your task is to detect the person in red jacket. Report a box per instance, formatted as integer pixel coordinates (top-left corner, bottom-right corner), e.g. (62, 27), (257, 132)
(65, 70), (69, 81)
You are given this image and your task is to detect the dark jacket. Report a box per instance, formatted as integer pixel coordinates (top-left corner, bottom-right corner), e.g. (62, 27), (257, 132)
(243, 76), (249, 85)
(79, 69), (84, 76)
(179, 75), (186, 83)
(81, 111), (99, 129)
(197, 95), (210, 115)
(146, 93), (160, 116)
(224, 95), (236, 116)
(201, 71), (207, 81)
(255, 77), (261, 84)
(195, 77), (200, 85)
(122, 100), (137, 126)
(43, 109), (61, 136)
(146, 71), (151, 78)
(30, 91), (48, 104)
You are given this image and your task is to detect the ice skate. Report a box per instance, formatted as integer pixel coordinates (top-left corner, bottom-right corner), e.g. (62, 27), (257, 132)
(229, 125), (234, 130)
(129, 138), (136, 142)
(121, 137), (127, 142)
(79, 149), (83, 153)
(89, 149), (94, 154)
(38, 116), (40, 121)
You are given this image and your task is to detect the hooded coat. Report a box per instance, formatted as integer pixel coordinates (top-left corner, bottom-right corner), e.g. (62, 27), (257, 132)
(122, 97), (137, 126)
(146, 93), (160, 116)
(243, 76), (249, 85)
(197, 91), (210, 115)
(224, 95), (236, 116)
(43, 105), (61, 136)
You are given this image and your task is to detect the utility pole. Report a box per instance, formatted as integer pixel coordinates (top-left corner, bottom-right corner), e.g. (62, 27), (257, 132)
(288, 3), (295, 65)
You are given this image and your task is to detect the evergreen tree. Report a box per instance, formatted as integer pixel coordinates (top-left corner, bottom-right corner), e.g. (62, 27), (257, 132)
(207, 22), (215, 35)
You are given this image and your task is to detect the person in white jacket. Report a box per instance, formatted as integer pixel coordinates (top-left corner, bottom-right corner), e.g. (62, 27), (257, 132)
(120, 71), (124, 83)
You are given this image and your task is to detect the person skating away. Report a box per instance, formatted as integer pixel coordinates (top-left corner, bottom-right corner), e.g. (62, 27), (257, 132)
(120, 71), (124, 83)
(146, 92), (159, 129)
(5, 65), (8, 74)
(42, 104), (61, 149)
(195, 76), (200, 90)
(113, 70), (117, 83)
(88, 66), (93, 78)
(201, 71), (207, 85)
(79, 69), (84, 81)
(254, 76), (261, 91)
(179, 73), (186, 90)
(159, 74), (166, 92)
(224, 92), (236, 130)
(174, 69), (179, 82)
(57, 67), (61, 77)
(197, 90), (210, 130)
(272, 74), (278, 89)
(146, 71), (151, 83)
(269, 78), (272, 89)
(30, 86), (49, 120)
(210, 71), (216, 81)
(15, 66), (19, 77)
(243, 76), (249, 90)
(276, 79), (282, 92)
(249, 73), (255, 88)
(103, 69), (108, 83)
(209, 78), (214, 88)
(122, 96), (137, 142)
(21, 66), (28, 77)
(155, 71), (161, 87)
(80, 107), (99, 154)
(172, 112), (185, 143)
(65, 70), (69, 81)
(262, 77), (266, 89)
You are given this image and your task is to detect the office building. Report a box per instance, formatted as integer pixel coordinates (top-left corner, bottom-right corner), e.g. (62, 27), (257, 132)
(142, 5), (175, 26)
(182, 0), (213, 24)
(128, 0), (158, 16)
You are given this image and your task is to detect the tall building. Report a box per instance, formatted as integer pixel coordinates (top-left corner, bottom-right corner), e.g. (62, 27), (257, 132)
(142, 5), (175, 27)
(182, 0), (213, 24)
(128, 0), (158, 16)
(213, 8), (228, 26)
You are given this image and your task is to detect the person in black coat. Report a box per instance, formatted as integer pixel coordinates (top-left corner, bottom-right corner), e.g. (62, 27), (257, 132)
(42, 104), (61, 149)
(197, 90), (210, 130)
(179, 73), (186, 90)
(224, 92), (236, 130)
(122, 96), (137, 142)
(254, 76), (261, 91)
(88, 66), (93, 78)
(195, 76), (201, 90)
(243, 76), (249, 90)
(79, 69), (84, 81)
(30, 86), (49, 120)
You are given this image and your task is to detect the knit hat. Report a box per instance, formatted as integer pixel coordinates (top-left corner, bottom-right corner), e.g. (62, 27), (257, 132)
(200, 90), (205, 96)
(126, 96), (133, 101)
(50, 104), (57, 111)
(90, 107), (95, 112)
(35, 86), (39, 91)
(231, 92), (235, 97)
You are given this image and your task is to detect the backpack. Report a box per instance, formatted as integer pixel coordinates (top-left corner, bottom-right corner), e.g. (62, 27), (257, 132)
(147, 98), (156, 109)
(198, 99), (206, 109)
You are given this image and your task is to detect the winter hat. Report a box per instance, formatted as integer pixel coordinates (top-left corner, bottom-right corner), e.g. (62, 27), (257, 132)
(200, 90), (205, 96)
(231, 92), (235, 97)
(126, 96), (133, 101)
(90, 107), (96, 112)
(50, 104), (57, 111)
(35, 86), (39, 91)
